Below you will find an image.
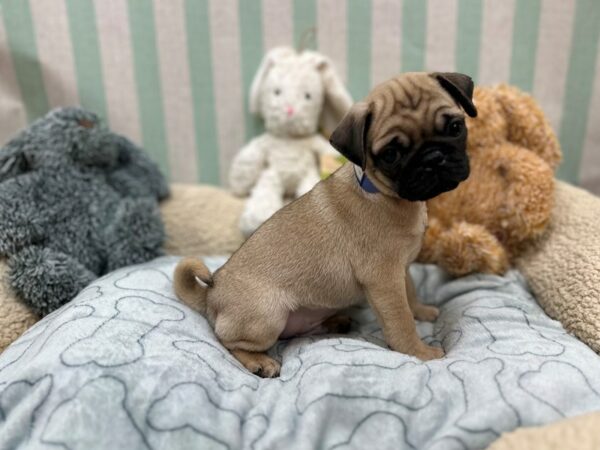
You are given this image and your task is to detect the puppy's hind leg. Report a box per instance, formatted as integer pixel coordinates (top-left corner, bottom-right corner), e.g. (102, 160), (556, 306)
(215, 306), (288, 378)
(230, 350), (281, 378)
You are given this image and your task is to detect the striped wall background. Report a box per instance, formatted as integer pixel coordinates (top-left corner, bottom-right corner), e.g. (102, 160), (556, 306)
(0, 0), (599, 192)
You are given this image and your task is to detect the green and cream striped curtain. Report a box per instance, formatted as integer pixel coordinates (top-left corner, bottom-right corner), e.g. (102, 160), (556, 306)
(1, 0), (599, 192)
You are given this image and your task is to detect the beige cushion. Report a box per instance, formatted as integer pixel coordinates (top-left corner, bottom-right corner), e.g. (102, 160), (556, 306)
(0, 259), (39, 350)
(161, 183), (244, 257)
(487, 411), (600, 450)
(516, 181), (600, 353)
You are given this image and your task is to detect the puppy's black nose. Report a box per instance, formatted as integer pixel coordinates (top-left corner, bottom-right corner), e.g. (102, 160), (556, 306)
(423, 149), (446, 166)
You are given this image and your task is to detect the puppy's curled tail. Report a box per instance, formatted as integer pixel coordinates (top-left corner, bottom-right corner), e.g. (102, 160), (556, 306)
(174, 257), (213, 314)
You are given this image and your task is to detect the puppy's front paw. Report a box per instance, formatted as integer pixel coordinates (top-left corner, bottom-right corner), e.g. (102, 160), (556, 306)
(412, 304), (439, 322)
(414, 345), (445, 361)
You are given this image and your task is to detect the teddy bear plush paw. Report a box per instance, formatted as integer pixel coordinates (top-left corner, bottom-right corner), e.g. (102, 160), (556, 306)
(104, 198), (166, 272)
(421, 221), (510, 276)
(9, 247), (97, 317)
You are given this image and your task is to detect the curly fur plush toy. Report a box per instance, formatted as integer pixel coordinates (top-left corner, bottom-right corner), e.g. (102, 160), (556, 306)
(418, 84), (562, 276)
(229, 46), (352, 236)
(0, 183), (245, 352)
(0, 108), (169, 316)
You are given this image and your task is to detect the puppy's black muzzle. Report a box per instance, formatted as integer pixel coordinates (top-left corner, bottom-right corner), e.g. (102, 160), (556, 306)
(394, 142), (470, 201)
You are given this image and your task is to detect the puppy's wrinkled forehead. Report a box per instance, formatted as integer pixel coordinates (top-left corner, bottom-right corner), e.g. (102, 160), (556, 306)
(367, 73), (462, 152)
(329, 72), (476, 169)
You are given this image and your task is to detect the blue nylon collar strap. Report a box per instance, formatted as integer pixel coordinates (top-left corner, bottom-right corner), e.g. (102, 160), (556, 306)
(353, 165), (380, 194)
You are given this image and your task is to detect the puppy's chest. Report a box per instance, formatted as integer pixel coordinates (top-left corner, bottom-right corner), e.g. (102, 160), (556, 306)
(368, 205), (427, 261)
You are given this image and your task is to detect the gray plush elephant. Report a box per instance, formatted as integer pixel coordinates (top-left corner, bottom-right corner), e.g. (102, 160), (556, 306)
(0, 108), (169, 316)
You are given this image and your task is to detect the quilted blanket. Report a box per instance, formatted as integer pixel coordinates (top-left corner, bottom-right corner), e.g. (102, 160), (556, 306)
(1, 256), (600, 450)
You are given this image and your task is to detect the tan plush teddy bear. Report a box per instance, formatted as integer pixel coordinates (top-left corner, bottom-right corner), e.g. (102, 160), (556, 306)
(418, 84), (562, 276)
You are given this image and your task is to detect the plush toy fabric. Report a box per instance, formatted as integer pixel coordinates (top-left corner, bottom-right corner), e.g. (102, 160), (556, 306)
(229, 46), (352, 236)
(418, 84), (562, 276)
(0, 108), (168, 316)
(0, 183), (244, 352)
(0, 260), (38, 351)
(487, 411), (600, 450)
(161, 184), (245, 257)
(516, 181), (600, 354)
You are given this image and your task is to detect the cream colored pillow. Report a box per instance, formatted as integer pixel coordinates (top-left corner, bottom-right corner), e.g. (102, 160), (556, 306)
(516, 181), (600, 353)
(487, 411), (600, 450)
(161, 183), (244, 257)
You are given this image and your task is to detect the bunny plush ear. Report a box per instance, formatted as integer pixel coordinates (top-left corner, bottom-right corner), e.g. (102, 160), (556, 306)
(249, 46), (295, 115)
(311, 54), (353, 137)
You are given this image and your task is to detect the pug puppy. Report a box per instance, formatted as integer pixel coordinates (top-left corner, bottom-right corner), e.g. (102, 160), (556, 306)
(174, 72), (477, 377)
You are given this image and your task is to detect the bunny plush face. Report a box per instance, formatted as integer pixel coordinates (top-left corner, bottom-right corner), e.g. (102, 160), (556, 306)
(249, 47), (353, 139)
(231, 47), (352, 236)
(259, 59), (325, 137)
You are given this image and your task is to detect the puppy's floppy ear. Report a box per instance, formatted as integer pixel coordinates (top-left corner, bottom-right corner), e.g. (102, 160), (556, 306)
(329, 102), (372, 168)
(433, 72), (478, 118)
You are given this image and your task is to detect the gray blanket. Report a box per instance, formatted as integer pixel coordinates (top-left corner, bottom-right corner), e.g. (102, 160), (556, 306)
(1, 256), (600, 450)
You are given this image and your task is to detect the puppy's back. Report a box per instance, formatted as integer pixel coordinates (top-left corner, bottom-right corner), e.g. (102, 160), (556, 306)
(214, 165), (361, 306)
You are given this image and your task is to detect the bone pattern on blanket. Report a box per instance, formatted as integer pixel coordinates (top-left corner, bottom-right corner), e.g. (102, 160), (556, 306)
(0, 257), (600, 449)
(42, 377), (149, 449)
(61, 297), (184, 367)
(448, 358), (520, 435)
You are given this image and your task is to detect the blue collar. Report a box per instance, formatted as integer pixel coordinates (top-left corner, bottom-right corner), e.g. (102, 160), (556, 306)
(353, 165), (380, 194)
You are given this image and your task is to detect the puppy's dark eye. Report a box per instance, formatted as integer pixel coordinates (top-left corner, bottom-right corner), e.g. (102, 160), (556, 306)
(305, 92), (311, 100)
(380, 148), (398, 164)
(445, 118), (464, 137)
(378, 139), (409, 166)
(274, 88), (281, 96)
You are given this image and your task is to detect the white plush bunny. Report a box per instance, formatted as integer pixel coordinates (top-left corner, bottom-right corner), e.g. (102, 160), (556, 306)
(229, 46), (352, 236)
